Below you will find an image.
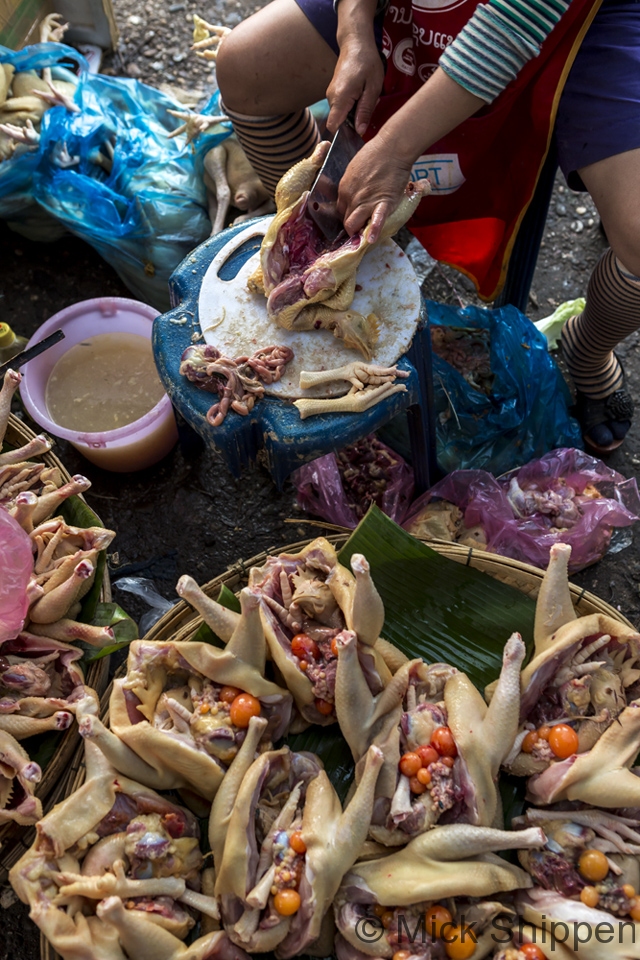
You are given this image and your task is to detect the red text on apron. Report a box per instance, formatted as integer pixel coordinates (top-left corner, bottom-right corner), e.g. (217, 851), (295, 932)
(368, 0), (601, 299)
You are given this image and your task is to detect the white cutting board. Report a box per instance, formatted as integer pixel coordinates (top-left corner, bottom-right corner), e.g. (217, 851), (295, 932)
(197, 220), (421, 400)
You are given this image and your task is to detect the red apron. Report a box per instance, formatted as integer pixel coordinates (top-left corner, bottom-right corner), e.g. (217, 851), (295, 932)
(368, 0), (602, 299)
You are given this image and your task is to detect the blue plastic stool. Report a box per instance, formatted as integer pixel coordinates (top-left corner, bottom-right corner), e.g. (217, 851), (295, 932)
(153, 219), (438, 493)
(154, 146), (555, 494)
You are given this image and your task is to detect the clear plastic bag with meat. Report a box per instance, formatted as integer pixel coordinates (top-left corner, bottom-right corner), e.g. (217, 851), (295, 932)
(403, 448), (640, 571)
(292, 435), (414, 529)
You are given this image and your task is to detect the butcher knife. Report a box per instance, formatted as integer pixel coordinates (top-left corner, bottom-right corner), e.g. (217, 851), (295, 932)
(307, 113), (365, 242)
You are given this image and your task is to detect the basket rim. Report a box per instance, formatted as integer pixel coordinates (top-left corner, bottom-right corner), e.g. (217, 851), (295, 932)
(141, 533), (634, 644)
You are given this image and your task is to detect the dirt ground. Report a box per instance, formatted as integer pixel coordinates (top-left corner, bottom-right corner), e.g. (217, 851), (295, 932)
(1, 1), (640, 955)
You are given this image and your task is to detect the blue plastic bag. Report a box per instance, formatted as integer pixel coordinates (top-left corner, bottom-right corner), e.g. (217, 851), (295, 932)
(428, 300), (583, 475)
(0, 43), (87, 234)
(0, 41), (231, 309)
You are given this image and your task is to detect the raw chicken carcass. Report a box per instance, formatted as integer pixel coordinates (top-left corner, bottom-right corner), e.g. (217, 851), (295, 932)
(248, 143), (430, 360)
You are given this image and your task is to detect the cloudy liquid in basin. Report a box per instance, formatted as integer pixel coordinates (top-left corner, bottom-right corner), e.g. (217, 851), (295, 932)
(46, 333), (166, 433)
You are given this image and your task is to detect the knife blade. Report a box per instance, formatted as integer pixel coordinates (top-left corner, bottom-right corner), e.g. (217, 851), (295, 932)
(307, 114), (365, 242)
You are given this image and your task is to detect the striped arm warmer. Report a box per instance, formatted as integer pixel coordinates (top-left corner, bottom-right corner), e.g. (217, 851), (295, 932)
(439, 0), (572, 102)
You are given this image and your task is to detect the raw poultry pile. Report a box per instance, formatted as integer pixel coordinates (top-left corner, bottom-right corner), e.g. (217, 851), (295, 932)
(0, 369), (117, 826)
(403, 449), (639, 571)
(248, 144), (429, 361)
(0, 15), (78, 163)
(8, 530), (640, 960)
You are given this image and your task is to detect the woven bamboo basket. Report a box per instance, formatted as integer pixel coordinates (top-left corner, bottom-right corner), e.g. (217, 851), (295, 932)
(37, 532), (633, 960)
(0, 415), (112, 876)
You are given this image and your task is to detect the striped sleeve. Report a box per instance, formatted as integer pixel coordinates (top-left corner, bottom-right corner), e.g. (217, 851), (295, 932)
(438, 0), (572, 103)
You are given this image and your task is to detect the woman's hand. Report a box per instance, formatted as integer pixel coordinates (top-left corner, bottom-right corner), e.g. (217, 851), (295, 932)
(335, 68), (486, 239)
(337, 133), (414, 241)
(326, 36), (385, 136)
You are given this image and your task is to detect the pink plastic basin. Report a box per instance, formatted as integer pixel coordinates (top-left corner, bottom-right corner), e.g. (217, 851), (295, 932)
(20, 298), (178, 473)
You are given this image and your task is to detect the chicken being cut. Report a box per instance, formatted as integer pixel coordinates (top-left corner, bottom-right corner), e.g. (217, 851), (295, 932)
(248, 143), (430, 360)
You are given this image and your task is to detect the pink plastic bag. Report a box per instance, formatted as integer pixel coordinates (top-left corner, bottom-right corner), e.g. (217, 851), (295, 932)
(403, 448), (640, 572)
(0, 509), (34, 643)
(293, 435), (415, 529)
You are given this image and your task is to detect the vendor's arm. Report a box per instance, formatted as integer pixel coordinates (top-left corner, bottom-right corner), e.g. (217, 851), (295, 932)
(327, 0), (386, 135)
(339, 69), (485, 240)
(338, 0), (573, 238)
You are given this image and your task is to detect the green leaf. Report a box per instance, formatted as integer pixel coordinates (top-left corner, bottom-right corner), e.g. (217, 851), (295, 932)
(497, 774), (528, 862)
(60, 493), (102, 530)
(86, 639), (135, 661)
(218, 583), (241, 613)
(90, 602), (135, 629)
(338, 505), (536, 689)
(83, 604), (138, 660)
(191, 621), (225, 647)
(28, 731), (60, 770)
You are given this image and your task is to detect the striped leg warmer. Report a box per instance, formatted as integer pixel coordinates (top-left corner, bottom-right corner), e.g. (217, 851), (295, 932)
(562, 248), (640, 399)
(221, 105), (321, 196)
(561, 248), (638, 447)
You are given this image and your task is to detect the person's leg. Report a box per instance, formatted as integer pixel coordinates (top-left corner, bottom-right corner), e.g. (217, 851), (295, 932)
(553, 0), (640, 452)
(216, 0), (337, 192)
(560, 148), (640, 451)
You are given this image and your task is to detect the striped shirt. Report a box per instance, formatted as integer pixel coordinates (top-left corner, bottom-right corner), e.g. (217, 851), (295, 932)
(333, 0), (573, 103)
(439, 0), (573, 101)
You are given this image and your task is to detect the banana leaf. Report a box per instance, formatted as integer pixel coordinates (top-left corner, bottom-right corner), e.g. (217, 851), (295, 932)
(84, 603), (140, 661)
(338, 506), (536, 689)
(218, 583), (241, 614)
(190, 583), (240, 646)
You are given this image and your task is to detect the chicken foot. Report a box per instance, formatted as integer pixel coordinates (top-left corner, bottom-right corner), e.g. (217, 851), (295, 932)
(299, 362), (409, 392)
(191, 17), (231, 60)
(295, 379), (405, 419)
